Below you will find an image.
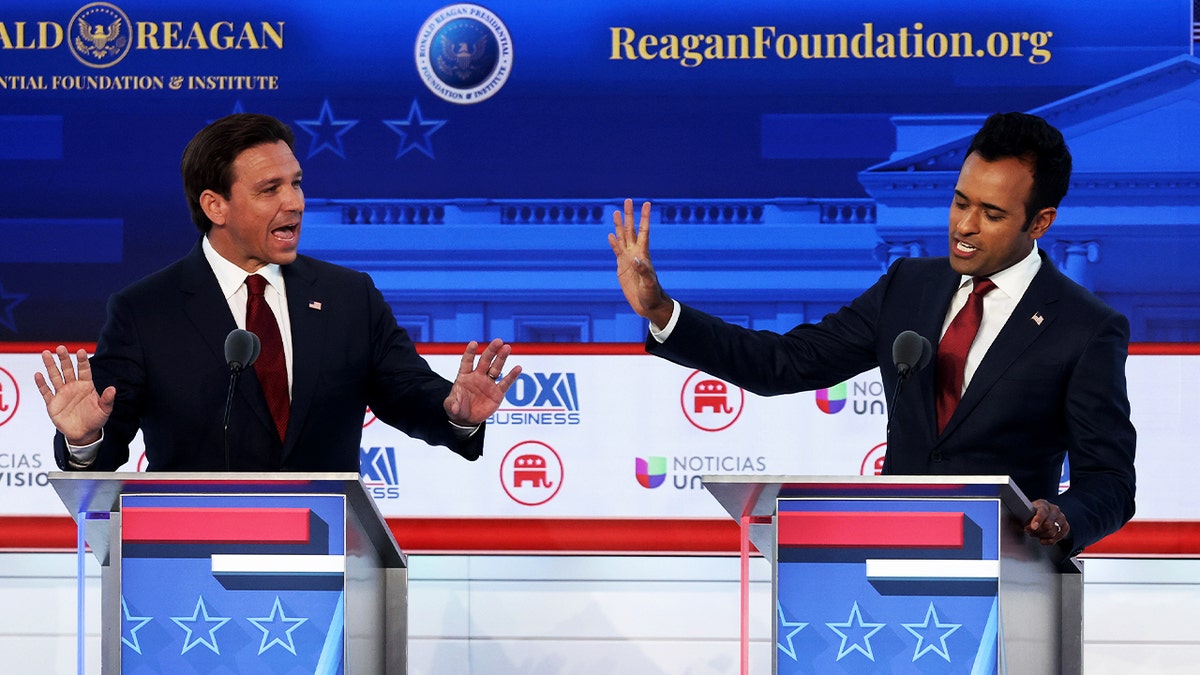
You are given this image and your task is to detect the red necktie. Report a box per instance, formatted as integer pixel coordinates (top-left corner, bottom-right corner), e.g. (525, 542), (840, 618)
(935, 277), (996, 434)
(245, 274), (289, 441)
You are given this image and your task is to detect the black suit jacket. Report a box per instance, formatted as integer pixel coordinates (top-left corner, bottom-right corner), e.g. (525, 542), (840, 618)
(54, 241), (483, 472)
(649, 252), (1135, 552)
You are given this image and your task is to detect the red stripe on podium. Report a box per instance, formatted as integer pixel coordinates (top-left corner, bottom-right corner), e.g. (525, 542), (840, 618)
(388, 517), (740, 553)
(121, 507), (311, 544)
(1084, 520), (1200, 556)
(776, 511), (964, 548)
(3, 517), (1199, 556)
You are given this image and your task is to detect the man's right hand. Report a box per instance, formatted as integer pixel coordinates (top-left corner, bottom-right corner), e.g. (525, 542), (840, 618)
(608, 198), (675, 329)
(34, 346), (114, 446)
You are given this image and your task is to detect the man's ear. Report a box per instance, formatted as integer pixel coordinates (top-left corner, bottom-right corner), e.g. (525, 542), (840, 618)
(200, 190), (227, 227)
(1027, 206), (1056, 239)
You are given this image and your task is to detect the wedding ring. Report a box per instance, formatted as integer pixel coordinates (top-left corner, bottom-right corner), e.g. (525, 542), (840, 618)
(1054, 521), (1062, 534)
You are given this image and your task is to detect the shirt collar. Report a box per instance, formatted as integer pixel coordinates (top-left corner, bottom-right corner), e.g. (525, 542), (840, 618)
(201, 235), (285, 299)
(956, 242), (1041, 299)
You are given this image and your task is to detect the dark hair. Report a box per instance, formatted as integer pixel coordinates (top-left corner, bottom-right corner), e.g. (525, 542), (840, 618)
(180, 113), (296, 233)
(966, 112), (1072, 229)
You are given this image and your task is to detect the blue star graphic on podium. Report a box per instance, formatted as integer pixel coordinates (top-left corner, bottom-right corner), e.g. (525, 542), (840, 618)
(0, 283), (27, 333)
(902, 601), (962, 662)
(296, 99), (359, 159)
(383, 99), (446, 159)
(170, 596), (231, 655)
(248, 596), (309, 655)
(776, 601), (808, 661)
(826, 601), (886, 662)
(120, 596), (154, 655)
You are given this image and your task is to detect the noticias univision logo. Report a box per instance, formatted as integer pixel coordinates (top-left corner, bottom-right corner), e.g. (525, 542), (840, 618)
(489, 372), (581, 425)
(635, 456), (667, 489)
(816, 378), (888, 416)
(815, 382), (848, 414)
(635, 455), (767, 490)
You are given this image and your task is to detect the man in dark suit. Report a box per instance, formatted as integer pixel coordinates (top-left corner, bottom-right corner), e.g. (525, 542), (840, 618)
(608, 112), (1135, 554)
(35, 113), (520, 473)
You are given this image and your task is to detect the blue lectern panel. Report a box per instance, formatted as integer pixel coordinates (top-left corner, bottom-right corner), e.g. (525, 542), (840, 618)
(118, 493), (348, 674)
(775, 497), (1000, 674)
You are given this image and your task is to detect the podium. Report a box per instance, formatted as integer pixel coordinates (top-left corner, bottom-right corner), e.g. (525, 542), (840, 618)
(703, 475), (1082, 675)
(50, 472), (407, 674)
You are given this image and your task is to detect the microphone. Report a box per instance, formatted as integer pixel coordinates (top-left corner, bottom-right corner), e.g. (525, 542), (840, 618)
(225, 328), (261, 371)
(892, 330), (932, 379)
(223, 329), (261, 470)
(887, 330), (933, 443)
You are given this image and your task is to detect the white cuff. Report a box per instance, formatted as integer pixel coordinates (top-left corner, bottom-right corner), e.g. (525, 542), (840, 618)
(449, 420), (481, 439)
(66, 431), (103, 469)
(649, 300), (682, 343)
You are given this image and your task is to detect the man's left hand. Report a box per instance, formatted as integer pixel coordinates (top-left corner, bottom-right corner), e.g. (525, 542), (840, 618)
(444, 338), (521, 425)
(1026, 499), (1070, 546)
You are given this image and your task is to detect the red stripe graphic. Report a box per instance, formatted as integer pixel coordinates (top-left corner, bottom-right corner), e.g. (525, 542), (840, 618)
(122, 507), (311, 544)
(2, 341), (1195, 356)
(776, 511), (964, 548)
(4, 517), (1198, 556)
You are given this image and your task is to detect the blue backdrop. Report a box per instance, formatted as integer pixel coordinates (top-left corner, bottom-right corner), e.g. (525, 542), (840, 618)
(0, 0), (1195, 343)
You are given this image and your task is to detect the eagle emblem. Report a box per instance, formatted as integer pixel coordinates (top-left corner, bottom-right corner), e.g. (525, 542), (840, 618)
(416, 5), (512, 104)
(75, 18), (126, 60)
(437, 34), (490, 81)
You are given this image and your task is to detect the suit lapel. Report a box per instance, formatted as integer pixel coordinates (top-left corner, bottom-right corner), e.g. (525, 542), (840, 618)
(180, 241), (276, 455)
(179, 242), (240, 363)
(939, 253), (1060, 438)
(281, 257), (326, 460)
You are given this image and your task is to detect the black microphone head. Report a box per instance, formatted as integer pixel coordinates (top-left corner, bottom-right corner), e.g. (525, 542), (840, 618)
(224, 329), (261, 370)
(893, 330), (931, 377)
(915, 334), (933, 372)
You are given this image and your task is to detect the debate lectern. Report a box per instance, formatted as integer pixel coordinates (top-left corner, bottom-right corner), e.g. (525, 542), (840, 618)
(50, 472), (407, 674)
(703, 475), (1082, 675)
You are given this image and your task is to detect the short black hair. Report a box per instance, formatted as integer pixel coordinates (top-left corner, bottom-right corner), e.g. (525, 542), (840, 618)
(966, 112), (1072, 228)
(180, 113), (296, 233)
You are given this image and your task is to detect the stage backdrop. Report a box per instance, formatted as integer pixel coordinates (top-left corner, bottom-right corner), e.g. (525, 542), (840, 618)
(1, 1), (1198, 535)
(0, 347), (1195, 526)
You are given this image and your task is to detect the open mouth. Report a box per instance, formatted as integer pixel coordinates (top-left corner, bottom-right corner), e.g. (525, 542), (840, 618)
(272, 224), (299, 242)
(955, 240), (977, 253)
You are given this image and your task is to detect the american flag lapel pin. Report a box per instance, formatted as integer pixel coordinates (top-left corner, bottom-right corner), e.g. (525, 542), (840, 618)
(308, 300), (322, 311)
(1031, 312), (1044, 326)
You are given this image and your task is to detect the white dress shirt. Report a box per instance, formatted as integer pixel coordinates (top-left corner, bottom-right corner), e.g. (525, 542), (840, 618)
(201, 235), (294, 395)
(939, 244), (1041, 394)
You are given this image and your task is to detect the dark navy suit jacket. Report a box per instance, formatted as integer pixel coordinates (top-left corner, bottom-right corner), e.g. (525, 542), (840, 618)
(54, 241), (483, 473)
(648, 252), (1136, 552)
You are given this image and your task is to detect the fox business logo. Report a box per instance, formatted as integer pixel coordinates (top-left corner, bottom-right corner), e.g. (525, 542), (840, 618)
(360, 446), (401, 500)
(0, 2), (286, 69)
(488, 372), (581, 426)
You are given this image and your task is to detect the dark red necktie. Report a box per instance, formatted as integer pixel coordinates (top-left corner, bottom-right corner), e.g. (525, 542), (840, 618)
(935, 277), (996, 434)
(245, 274), (289, 441)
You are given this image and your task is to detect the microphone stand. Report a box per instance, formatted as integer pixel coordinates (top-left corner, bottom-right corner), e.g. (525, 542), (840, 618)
(223, 366), (243, 471)
(885, 367), (912, 442)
